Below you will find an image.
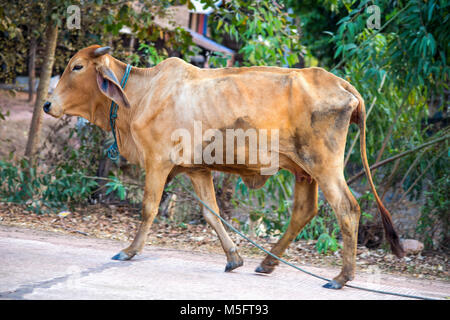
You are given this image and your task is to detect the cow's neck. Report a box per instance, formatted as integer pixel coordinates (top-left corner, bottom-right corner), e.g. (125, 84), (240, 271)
(97, 57), (157, 165)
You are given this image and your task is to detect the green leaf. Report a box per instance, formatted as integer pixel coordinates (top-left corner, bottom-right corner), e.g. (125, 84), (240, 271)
(334, 45), (343, 58)
(118, 186), (126, 200)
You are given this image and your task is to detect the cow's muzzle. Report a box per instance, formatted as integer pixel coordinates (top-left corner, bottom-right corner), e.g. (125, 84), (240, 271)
(43, 101), (51, 113)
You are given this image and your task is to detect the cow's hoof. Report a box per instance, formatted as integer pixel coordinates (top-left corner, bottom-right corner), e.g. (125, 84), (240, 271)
(322, 280), (343, 290)
(255, 263), (275, 274)
(111, 251), (133, 261)
(224, 259), (243, 272)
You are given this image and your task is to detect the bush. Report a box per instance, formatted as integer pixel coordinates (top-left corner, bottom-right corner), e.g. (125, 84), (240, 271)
(417, 175), (449, 250)
(296, 200), (340, 242)
(0, 157), (98, 213)
(0, 118), (130, 213)
(296, 200), (341, 254)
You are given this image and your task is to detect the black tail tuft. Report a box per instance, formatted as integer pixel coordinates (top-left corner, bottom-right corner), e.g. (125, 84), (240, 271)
(380, 206), (405, 258)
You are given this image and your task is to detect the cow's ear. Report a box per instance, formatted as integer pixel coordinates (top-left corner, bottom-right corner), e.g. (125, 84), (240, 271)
(96, 65), (131, 108)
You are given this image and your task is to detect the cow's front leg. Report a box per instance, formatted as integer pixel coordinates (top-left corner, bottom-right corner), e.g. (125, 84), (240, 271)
(188, 170), (243, 272)
(112, 163), (172, 261)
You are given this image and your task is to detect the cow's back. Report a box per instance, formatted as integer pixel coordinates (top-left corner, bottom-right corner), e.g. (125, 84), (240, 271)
(163, 63), (353, 135)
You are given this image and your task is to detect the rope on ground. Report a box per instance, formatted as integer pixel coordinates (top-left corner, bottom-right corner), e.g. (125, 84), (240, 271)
(178, 181), (439, 300)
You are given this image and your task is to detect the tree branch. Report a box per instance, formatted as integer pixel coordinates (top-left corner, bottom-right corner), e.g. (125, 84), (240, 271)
(373, 88), (412, 171)
(398, 149), (446, 203)
(346, 134), (449, 185)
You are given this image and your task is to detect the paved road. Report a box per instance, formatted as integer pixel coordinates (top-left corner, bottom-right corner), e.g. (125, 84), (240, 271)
(0, 225), (448, 300)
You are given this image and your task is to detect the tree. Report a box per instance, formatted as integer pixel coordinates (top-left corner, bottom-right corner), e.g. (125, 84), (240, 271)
(316, 0), (449, 248)
(206, 0), (303, 67)
(28, 35), (37, 102)
(20, 0), (193, 159)
(0, 0), (45, 85)
(25, 22), (58, 158)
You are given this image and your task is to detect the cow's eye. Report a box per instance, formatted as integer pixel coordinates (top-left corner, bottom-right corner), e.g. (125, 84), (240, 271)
(72, 65), (83, 71)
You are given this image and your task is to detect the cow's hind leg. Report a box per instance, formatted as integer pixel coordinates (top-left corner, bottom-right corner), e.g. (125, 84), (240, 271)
(318, 174), (361, 289)
(188, 170), (243, 272)
(256, 179), (318, 274)
(112, 163), (172, 260)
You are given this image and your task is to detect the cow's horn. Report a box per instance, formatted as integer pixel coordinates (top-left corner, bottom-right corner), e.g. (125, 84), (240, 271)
(93, 46), (111, 57)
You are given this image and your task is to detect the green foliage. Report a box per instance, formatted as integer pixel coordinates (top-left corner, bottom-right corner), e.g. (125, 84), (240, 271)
(0, 0), (196, 82)
(297, 201), (340, 243)
(0, 107), (9, 121)
(234, 171), (294, 236)
(178, 222), (188, 229)
(0, 157), (98, 214)
(105, 176), (127, 201)
(0, 118), (131, 213)
(331, 0), (448, 92)
(284, 0), (349, 67)
(356, 190), (375, 217)
(208, 51), (231, 68)
(207, 0), (303, 67)
(0, 0), (44, 82)
(316, 233), (340, 255)
(136, 43), (166, 66)
(0, 158), (38, 203)
(417, 165), (449, 250)
(235, 172), (341, 254)
(42, 165), (99, 210)
(294, 200), (341, 255)
(325, 1), (448, 230)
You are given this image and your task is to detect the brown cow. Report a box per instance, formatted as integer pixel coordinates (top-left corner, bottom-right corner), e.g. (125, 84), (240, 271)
(44, 45), (404, 290)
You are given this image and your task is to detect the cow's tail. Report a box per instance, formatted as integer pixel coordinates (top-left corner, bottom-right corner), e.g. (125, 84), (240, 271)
(345, 82), (405, 258)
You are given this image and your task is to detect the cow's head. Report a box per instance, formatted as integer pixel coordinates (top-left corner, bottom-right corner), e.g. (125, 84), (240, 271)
(44, 45), (130, 130)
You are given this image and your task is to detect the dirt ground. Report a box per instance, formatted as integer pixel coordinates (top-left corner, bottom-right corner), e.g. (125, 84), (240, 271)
(0, 90), (58, 158)
(0, 89), (448, 286)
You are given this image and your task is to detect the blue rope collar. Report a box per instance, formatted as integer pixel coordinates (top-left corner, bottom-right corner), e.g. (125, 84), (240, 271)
(107, 64), (132, 161)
